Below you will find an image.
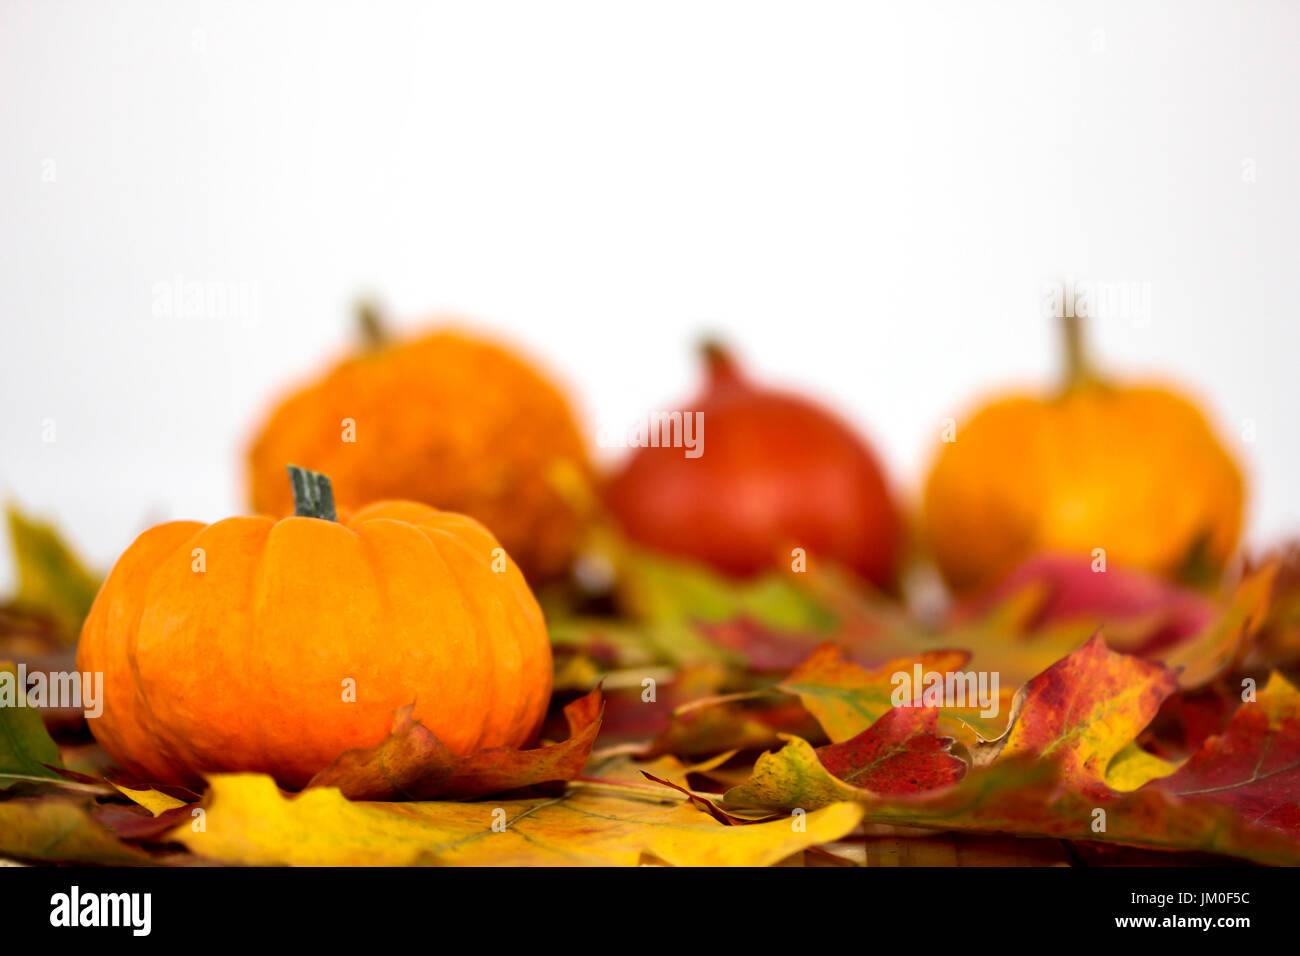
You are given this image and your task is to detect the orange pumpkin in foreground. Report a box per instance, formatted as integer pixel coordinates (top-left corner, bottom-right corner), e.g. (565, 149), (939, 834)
(77, 467), (553, 789)
(247, 312), (593, 583)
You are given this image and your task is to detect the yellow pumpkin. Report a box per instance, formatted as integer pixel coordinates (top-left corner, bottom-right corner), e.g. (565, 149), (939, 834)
(76, 467), (553, 789)
(923, 315), (1244, 593)
(247, 310), (592, 583)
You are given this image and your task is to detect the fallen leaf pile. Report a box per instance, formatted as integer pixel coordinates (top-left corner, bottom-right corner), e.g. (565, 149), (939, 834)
(3, 509), (1299, 867)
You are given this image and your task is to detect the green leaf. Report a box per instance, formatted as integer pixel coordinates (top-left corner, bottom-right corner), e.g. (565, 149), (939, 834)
(618, 548), (836, 633)
(0, 661), (64, 789)
(0, 798), (153, 864)
(6, 504), (100, 641)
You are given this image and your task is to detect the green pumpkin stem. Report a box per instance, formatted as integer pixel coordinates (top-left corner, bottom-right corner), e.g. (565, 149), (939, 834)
(287, 465), (337, 521)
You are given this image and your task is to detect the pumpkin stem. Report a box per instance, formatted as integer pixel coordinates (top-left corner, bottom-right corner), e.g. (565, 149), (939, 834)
(1060, 311), (1097, 390)
(287, 465), (337, 521)
(698, 337), (746, 389)
(356, 299), (390, 349)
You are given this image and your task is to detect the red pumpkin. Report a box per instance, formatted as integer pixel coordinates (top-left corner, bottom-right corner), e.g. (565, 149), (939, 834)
(605, 343), (902, 588)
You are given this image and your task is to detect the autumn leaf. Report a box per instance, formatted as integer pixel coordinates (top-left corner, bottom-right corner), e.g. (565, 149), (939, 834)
(597, 751), (755, 824)
(1149, 672), (1300, 830)
(175, 767), (865, 866)
(719, 636), (1300, 864)
(1159, 685), (1240, 752)
(643, 691), (825, 758)
(93, 802), (196, 843)
(586, 657), (825, 759)
(791, 561), (1095, 686)
(973, 633), (1178, 791)
(816, 705), (967, 794)
(716, 736), (858, 811)
(720, 735), (1300, 865)
(696, 617), (849, 673)
(609, 750), (737, 793)
(0, 604), (64, 661)
(5, 505), (100, 642)
(952, 552), (1216, 652)
(112, 783), (189, 816)
(594, 664), (730, 745)
(0, 660), (65, 789)
(946, 556), (1275, 691)
(775, 643), (1005, 744)
(868, 753), (1300, 866)
(0, 797), (154, 864)
(1156, 562), (1276, 688)
(638, 771), (759, 825)
(552, 543), (845, 671)
(632, 560), (1067, 684)
(549, 618), (665, 675)
(1249, 544), (1300, 671)
(721, 705), (966, 811)
(615, 546), (836, 637)
(308, 687), (604, 801)
(790, 555), (1271, 696)
(1103, 742), (1177, 792)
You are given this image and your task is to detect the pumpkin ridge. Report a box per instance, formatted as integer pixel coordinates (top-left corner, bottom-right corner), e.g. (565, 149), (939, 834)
(422, 528), (502, 753)
(357, 519), (442, 745)
(457, 526), (548, 742)
(128, 520), (216, 784)
(80, 520), (206, 783)
(352, 523), (402, 750)
(429, 523), (548, 747)
(241, 516), (287, 781)
(398, 519), (490, 754)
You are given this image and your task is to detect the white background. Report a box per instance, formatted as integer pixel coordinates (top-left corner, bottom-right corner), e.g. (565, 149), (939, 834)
(2, 0), (1298, 587)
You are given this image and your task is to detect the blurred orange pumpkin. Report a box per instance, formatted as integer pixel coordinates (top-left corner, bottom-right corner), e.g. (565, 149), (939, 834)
(247, 310), (592, 583)
(923, 315), (1244, 594)
(77, 467), (553, 789)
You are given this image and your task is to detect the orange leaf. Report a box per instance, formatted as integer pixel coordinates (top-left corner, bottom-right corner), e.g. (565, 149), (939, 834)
(976, 633), (1177, 788)
(307, 687), (603, 800)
